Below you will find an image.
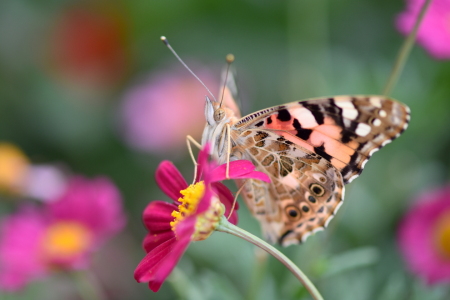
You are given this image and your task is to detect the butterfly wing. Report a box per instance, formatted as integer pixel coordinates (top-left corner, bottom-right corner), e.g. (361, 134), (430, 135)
(229, 96), (410, 245)
(233, 130), (344, 246)
(233, 96), (410, 184)
(219, 65), (241, 118)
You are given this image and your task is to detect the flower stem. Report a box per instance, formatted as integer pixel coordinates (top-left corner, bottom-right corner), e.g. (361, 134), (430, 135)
(382, 0), (433, 96)
(70, 270), (105, 300)
(216, 217), (324, 300)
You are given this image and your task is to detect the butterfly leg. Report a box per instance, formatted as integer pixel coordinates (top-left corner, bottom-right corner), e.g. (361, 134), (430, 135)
(225, 124), (231, 179)
(186, 135), (202, 183)
(227, 179), (249, 220)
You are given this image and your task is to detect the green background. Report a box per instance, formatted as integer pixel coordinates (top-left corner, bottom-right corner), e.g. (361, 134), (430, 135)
(1, 0), (449, 299)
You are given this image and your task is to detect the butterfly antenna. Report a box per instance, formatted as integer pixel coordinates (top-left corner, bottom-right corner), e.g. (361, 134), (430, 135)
(160, 36), (217, 102)
(219, 54), (235, 108)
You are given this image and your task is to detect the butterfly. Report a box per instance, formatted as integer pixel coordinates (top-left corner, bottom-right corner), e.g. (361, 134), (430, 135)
(200, 66), (410, 247)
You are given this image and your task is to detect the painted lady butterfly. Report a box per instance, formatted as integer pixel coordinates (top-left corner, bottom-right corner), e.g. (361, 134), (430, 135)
(202, 67), (410, 246)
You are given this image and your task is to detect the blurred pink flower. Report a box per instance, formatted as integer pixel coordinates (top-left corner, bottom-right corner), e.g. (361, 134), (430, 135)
(134, 145), (270, 291)
(119, 66), (219, 155)
(0, 176), (126, 291)
(398, 186), (450, 285)
(396, 0), (450, 59)
(23, 164), (68, 202)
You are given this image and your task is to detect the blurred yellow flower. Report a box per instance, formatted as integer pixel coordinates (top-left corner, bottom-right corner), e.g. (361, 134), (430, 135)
(0, 143), (29, 194)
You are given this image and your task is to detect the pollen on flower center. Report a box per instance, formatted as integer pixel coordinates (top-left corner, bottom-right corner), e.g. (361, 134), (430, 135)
(170, 181), (206, 230)
(433, 212), (450, 259)
(41, 221), (92, 261)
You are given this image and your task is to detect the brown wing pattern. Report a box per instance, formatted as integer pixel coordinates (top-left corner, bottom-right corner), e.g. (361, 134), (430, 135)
(232, 130), (344, 246)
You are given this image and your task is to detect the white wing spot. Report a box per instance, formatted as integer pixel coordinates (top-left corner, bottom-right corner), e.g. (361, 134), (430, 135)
(342, 109), (358, 120)
(369, 148), (379, 156)
(361, 159), (369, 168)
(324, 215), (335, 227)
(379, 110), (387, 118)
(355, 123), (371, 136)
(292, 108), (319, 128)
(382, 139), (392, 147)
(347, 174), (358, 183)
(312, 227), (324, 234)
(336, 101), (358, 120)
(373, 118), (381, 126)
(301, 231), (312, 243)
(334, 201), (344, 213)
(370, 97), (382, 108)
(405, 106), (411, 114)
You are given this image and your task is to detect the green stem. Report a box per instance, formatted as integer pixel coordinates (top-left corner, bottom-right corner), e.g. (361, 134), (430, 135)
(71, 270), (105, 300)
(382, 0), (433, 96)
(246, 248), (268, 300)
(216, 217), (324, 300)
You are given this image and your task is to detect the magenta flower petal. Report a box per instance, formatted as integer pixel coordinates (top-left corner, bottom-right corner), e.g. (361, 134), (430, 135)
(155, 161), (188, 202)
(212, 182), (239, 225)
(134, 237), (177, 283)
(143, 230), (175, 252)
(398, 186), (450, 285)
(210, 160), (271, 183)
(143, 201), (177, 233)
(148, 217), (195, 292)
(396, 0), (450, 60)
(195, 144), (211, 182)
(135, 217), (196, 292)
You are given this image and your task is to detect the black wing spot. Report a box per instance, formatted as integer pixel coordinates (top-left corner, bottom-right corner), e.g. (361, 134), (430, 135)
(277, 109), (291, 121)
(314, 145), (332, 161)
(296, 128), (312, 140)
(308, 195), (316, 203)
(255, 120), (264, 127)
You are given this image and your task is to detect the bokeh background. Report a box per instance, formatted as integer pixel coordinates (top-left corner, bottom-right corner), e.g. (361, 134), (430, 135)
(1, 0), (450, 299)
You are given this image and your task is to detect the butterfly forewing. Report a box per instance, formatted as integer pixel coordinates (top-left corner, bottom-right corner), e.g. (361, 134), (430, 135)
(234, 96), (410, 184)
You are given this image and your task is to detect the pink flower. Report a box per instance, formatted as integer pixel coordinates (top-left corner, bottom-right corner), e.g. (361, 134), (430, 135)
(134, 145), (270, 292)
(0, 176), (126, 291)
(119, 66), (218, 155)
(396, 0), (450, 59)
(398, 185), (450, 285)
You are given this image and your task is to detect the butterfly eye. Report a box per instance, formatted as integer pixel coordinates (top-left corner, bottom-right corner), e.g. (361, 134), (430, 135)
(285, 205), (301, 221)
(214, 108), (225, 121)
(310, 183), (325, 197)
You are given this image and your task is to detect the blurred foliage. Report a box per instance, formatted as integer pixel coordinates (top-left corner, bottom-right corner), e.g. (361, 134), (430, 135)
(1, 0), (450, 299)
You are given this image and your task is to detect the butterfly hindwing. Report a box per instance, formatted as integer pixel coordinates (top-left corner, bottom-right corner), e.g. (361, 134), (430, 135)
(233, 130), (344, 246)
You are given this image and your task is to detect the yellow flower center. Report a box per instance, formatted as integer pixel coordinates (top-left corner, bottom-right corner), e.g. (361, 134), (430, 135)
(0, 143), (29, 194)
(170, 181), (224, 241)
(41, 221), (92, 262)
(433, 212), (450, 259)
